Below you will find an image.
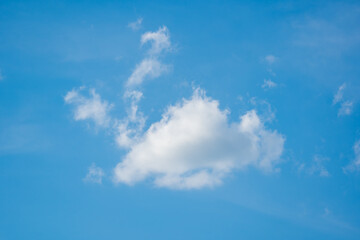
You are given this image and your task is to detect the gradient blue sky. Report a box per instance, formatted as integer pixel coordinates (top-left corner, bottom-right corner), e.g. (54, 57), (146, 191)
(1, 0), (360, 239)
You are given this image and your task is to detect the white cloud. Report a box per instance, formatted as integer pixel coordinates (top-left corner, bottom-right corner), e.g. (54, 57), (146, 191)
(83, 163), (105, 184)
(141, 26), (171, 55)
(65, 26), (285, 190)
(332, 83), (354, 116)
(262, 79), (277, 89)
(116, 90), (146, 148)
(344, 140), (360, 172)
(126, 58), (170, 86)
(124, 90), (144, 122)
(126, 26), (172, 87)
(333, 83), (346, 104)
(113, 89), (285, 189)
(64, 88), (113, 127)
(121, 26), (173, 144)
(338, 101), (353, 116)
(128, 17), (143, 31)
(119, 26), (174, 149)
(264, 55), (277, 65)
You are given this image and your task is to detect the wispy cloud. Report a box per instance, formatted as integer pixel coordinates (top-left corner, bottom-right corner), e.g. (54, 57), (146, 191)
(248, 97), (276, 123)
(333, 83), (346, 104)
(344, 139), (360, 173)
(264, 55), (277, 65)
(126, 58), (170, 87)
(308, 155), (330, 177)
(297, 155), (330, 177)
(118, 26), (174, 149)
(128, 17), (143, 31)
(83, 163), (105, 184)
(116, 90), (146, 148)
(126, 26), (172, 87)
(332, 83), (354, 116)
(141, 26), (171, 56)
(64, 87), (113, 127)
(262, 79), (277, 89)
(338, 101), (353, 116)
(354, 140), (360, 167)
(262, 54), (278, 78)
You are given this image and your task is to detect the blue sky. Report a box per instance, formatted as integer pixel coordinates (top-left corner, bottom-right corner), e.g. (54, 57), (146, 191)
(1, 0), (360, 239)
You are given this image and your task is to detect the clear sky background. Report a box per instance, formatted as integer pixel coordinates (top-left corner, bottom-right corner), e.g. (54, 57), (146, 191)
(1, 0), (360, 239)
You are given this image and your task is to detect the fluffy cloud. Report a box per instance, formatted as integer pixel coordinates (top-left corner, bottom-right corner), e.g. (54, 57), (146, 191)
(128, 17), (143, 31)
(65, 26), (285, 190)
(262, 79), (277, 89)
(126, 58), (170, 86)
(114, 89), (285, 189)
(64, 88), (113, 127)
(83, 163), (105, 184)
